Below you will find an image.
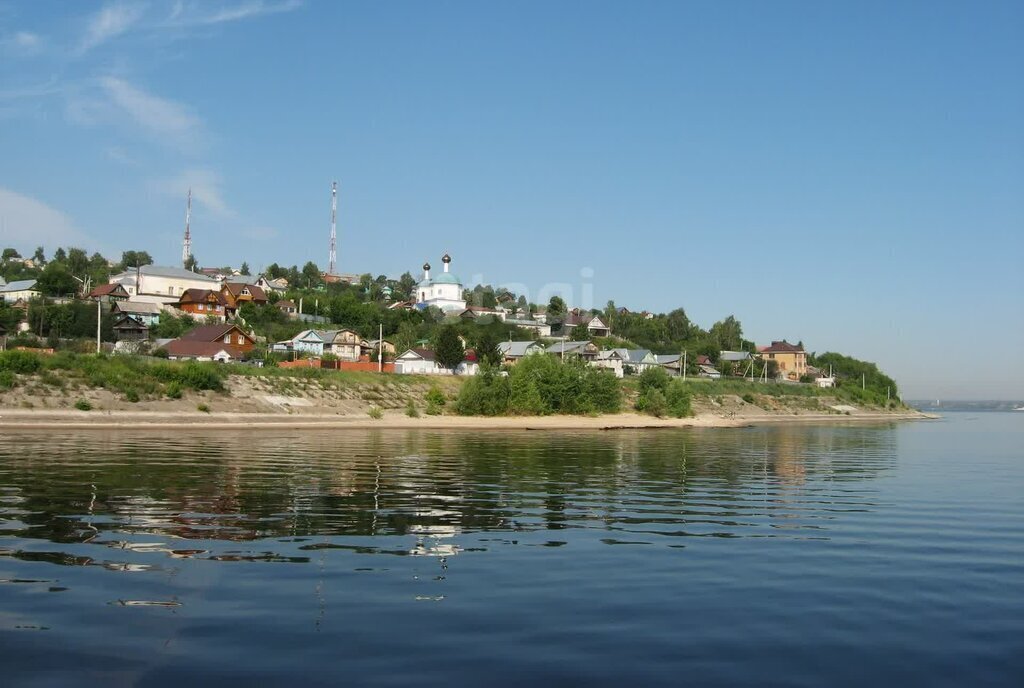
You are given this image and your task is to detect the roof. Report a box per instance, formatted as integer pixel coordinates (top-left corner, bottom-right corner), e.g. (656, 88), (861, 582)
(655, 354), (681, 365)
(178, 289), (226, 306)
(499, 341), (542, 357)
(504, 318), (544, 327)
(180, 323), (250, 343)
(427, 272), (462, 285)
(166, 340), (240, 359)
(761, 340), (804, 353)
(222, 282), (268, 301)
(0, 277), (5, 287)
(115, 300), (163, 316)
(111, 265), (219, 282)
(88, 283), (129, 298)
(398, 347), (435, 361)
(545, 340), (592, 355)
(612, 348), (654, 364)
(112, 314), (147, 329)
(719, 350), (752, 362)
(275, 299), (296, 308)
(0, 279), (38, 293)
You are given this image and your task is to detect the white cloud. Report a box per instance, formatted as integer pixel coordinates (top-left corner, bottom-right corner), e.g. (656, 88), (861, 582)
(79, 2), (147, 53)
(99, 76), (200, 140)
(0, 187), (89, 248)
(163, 0), (303, 27)
(153, 168), (234, 218)
(0, 31), (43, 56)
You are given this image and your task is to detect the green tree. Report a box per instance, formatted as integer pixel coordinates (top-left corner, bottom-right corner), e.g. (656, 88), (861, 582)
(120, 250), (153, 270)
(36, 262), (78, 296)
(709, 315), (743, 351)
(240, 262), (251, 276)
(66, 247), (89, 277)
(184, 255), (199, 272)
(2, 248), (21, 262)
(547, 295), (567, 319)
(302, 261), (323, 288)
(32, 247), (45, 264)
(433, 325), (465, 371)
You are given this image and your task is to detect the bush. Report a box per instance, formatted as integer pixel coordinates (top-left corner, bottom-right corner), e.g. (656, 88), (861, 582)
(152, 348), (169, 359)
(74, 398), (92, 411)
(0, 350), (42, 374)
(742, 393), (755, 404)
(0, 370), (14, 389)
(641, 388), (667, 417)
(165, 381), (182, 399)
(638, 366), (670, 394)
(665, 379), (692, 418)
(368, 406), (383, 420)
(425, 386), (446, 407)
(405, 400), (420, 418)
(125, 388), (140, 403)
(425, 400), (442, 416)
(456, 366), (511, 416)
(197, 403), (210, 413)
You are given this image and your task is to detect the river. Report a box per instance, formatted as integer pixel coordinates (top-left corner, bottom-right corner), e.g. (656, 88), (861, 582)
(1, 413), (1021, 686)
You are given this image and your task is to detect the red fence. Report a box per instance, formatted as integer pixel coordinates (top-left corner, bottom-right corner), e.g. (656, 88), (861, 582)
(277, 358), (394, 373)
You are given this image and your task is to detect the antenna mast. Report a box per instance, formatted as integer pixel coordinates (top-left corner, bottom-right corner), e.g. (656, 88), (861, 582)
(182, 188), (192, 268)
(328, 181), (337, 275)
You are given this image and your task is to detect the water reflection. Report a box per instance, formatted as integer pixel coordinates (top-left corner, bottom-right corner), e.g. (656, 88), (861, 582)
(0, 426), (897, 566)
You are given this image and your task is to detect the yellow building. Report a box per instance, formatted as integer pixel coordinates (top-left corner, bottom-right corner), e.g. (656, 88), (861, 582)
(759, 341), (807, 381)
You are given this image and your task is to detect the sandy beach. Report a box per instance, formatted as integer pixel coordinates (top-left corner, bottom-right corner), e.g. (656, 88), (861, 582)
(0, 407), (932, 431)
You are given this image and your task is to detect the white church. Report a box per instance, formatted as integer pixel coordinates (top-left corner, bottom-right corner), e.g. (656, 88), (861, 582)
(416, 253), (466, 312)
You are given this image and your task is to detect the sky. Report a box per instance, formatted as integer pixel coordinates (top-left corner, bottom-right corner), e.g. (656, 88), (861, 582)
(0, 0), (1022, 400)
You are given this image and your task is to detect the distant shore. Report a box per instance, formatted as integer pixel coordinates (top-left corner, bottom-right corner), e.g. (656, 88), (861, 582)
(0, 408), (933, 431)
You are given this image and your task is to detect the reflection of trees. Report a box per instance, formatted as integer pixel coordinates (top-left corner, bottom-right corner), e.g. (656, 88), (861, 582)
(0, 425), (897, 551)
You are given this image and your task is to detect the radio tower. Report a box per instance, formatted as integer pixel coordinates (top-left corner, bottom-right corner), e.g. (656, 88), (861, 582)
(182, 188), (192, 269)
(328, 181), (338, 275)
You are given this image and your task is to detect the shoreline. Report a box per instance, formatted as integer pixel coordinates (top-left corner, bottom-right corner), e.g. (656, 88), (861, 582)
(0, 408), (934, 431)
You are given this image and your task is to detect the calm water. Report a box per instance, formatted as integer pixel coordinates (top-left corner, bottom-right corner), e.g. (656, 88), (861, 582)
(1, 413), (1022, 686)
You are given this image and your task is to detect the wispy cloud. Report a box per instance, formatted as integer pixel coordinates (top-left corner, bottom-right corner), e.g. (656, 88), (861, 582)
(0, 31), (43, 56)
(99, 76), (200, 141)
(79, 2), (147, 53)
(0, 187), (90, 249)
(164, 0), (303, 27)
(153, 168), (234, 218)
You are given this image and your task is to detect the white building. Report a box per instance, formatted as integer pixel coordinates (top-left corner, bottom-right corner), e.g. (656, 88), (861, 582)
(0, 279), (40, 303)
(108, 265), (220, 304)
(416, 254), (466, 312)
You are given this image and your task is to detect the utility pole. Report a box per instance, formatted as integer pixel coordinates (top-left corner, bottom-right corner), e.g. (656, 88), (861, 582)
(182, 188), (192, 268)
(379, 322), (383, 373)
(95, 298), (101, 354)
(329, 181), (337, 276)
(682, 350), (687, 381)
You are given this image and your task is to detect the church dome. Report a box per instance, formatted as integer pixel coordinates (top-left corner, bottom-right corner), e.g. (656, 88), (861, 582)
(431, 273), (461, 285)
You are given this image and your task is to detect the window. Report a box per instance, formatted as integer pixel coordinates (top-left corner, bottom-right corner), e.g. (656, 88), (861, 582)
(198, 304), (204, 310)
(242, 288), (250, 296)
(224, 335), (231, 343)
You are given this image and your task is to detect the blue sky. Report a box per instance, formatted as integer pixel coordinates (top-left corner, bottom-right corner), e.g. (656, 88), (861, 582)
(1, 1), (1022, 399)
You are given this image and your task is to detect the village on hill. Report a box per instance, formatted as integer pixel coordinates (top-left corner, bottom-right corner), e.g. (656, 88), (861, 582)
(0, 240), (892, 397)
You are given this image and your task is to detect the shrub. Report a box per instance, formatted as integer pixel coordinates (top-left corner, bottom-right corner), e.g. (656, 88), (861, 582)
(456, 366), (511, 416)
(368, 406), (383, 420)
(638, 366), (670, 394)
(0, 350), (42, 374)
(425, 400), (442, 416)
(125, 388), (140, 403)
(0, 370), (15, 389)
(642, 388), (667, 417)
(152, 348), (169, 359)
(509, 373), (546, 415)
(165, 381), (182, 399)
(742, 393), (755, 404)
(665, 379), (692, 418)
(197, 403), (210, 413)
(425, 386), (446, 407)
(74, 398), (92, 411)
(405, 400), (420, 418)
